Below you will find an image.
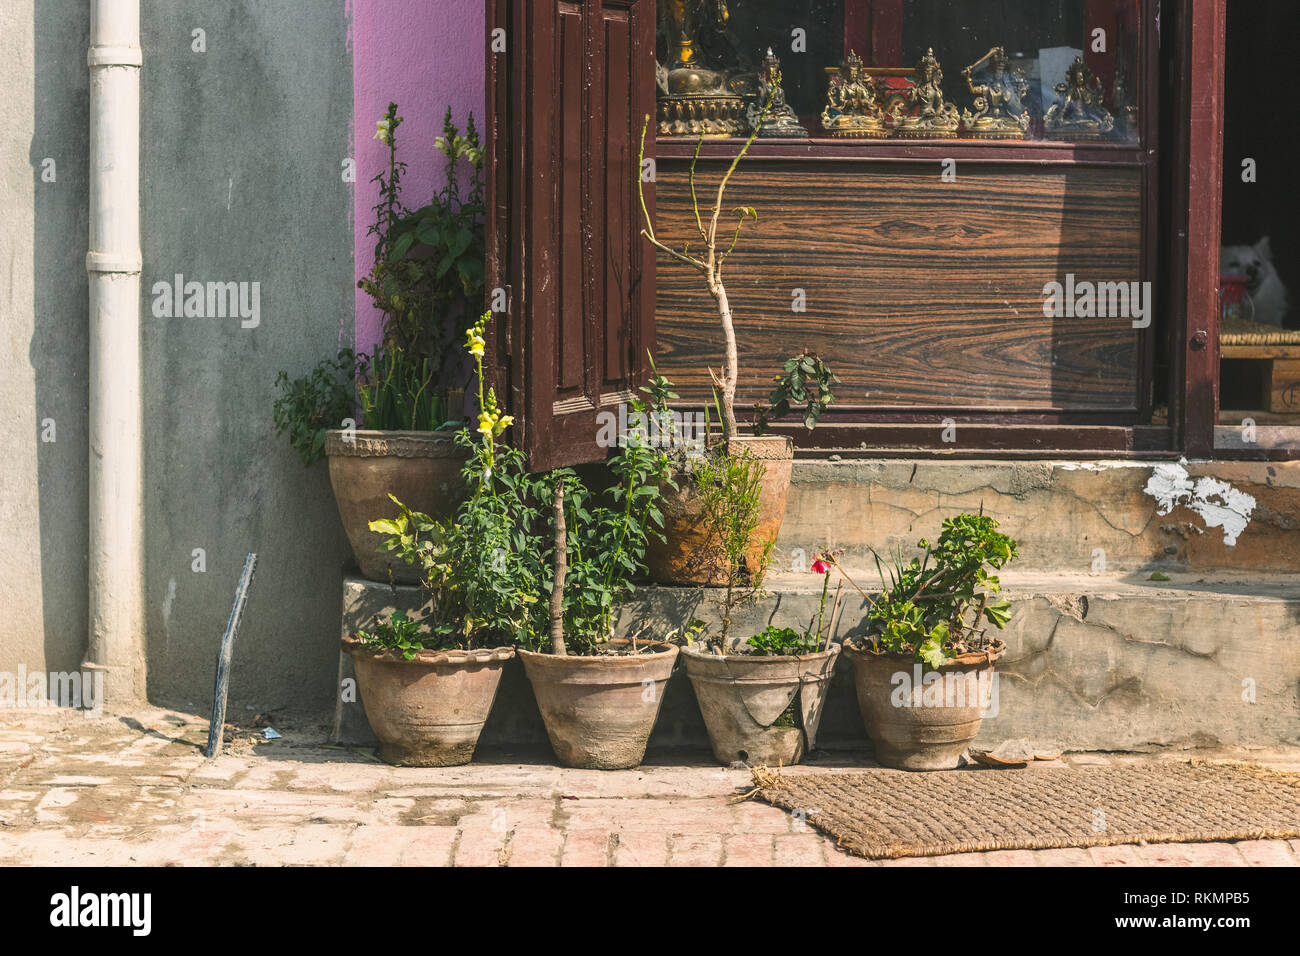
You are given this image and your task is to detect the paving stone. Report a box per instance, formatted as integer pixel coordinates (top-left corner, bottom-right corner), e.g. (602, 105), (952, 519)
(880, 855), (938, 866)
(1089, 844), (1144, 866)
(979, 849), (1039, 866)
(1029, 848), (1093, 867)
(1136, 842), (1247, 867)
(773, 835), (824, 867)
(560, 830), (611, 867)
(613, 831), (669, 867)
(1232, 840), (1297, 866)
(822, 843), (873, 866)
(930, 852), (989, 867)
(454, 828), (508, 867)
(722, 833), (774, 867)
(668, 833), (723, 866)
(506, 827), (564, 867)
(732, 799), (806, 834)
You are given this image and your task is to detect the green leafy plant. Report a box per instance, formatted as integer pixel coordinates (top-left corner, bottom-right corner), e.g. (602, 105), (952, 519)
(356, 101), (485, 429)
(829, 514), (1018, 670)
(754, 349), (841, 434)
(356, 344), (445, 431)
(272, 349), (357, 466)
(746, 625), (819, 657)
(693, 447), (774, 650)
(545, 415), (674, 656)
(370, 312), (543, 650)
(356, 610), (442, 659)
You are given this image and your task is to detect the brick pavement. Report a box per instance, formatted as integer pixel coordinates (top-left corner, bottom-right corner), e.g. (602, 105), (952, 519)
(1, 706), (1297, 867)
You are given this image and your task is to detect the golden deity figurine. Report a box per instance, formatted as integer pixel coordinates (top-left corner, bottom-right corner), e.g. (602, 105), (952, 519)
(1045, 55), (1115, 140)
(961, 46), (1031, 139)
(657, 0), (746, 136)
(820, 50), (889, 139)
(893, 48), (960, 138)
(749, 48), (808, 137)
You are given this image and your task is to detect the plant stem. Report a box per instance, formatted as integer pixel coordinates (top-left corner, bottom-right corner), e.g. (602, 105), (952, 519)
(550, 480), (567, 657)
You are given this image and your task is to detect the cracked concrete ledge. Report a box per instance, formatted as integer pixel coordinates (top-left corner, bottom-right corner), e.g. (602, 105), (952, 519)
(777, 458), (1300, 574)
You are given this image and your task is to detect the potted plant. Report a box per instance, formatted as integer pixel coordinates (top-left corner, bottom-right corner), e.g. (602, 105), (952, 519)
(832, 514), (1018, 770)
(677, 458), (841, 766)
(353, 312), (533, 766)
(341, 611), (514, 767)
(516, 408), (680, 771)
(275, 101), (486, 583)
(635, 99), (839, 585)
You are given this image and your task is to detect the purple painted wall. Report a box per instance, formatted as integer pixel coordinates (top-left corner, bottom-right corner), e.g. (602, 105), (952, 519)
(351, 0), (486, 350)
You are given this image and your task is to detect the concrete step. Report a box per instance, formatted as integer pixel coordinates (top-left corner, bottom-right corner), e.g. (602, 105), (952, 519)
(775, 458), (1300, 574)
(336, 570), (1300, 754)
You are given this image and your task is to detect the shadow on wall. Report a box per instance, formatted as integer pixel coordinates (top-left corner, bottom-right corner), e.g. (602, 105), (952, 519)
(30, 1), (91, 679)
(136, 1), (356, 711)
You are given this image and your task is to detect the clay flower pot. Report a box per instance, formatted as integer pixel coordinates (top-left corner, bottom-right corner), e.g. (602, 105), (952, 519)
(682, 643), (839, 766)
(342, 635), (513, 766)
(325, 429), (466, 583)
(517, 640), (679, 770)
(842, 637), (1004, 771)
(644, 434), (794, 586)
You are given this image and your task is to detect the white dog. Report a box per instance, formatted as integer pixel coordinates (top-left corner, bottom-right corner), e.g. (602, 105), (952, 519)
(1221, 236), (1290, 327)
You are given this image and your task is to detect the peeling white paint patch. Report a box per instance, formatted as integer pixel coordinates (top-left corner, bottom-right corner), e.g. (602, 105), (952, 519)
(1144, 463), (1256, 546)
(161, 577), (176, 643)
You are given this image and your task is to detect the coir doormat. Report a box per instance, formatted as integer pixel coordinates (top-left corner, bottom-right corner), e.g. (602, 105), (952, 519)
(753, 763), (1300, 860)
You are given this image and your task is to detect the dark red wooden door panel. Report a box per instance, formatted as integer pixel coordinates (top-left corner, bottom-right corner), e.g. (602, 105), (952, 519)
(487, 0), (657, 471)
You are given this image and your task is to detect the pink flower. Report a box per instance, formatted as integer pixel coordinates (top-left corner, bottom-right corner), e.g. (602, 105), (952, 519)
(811, 557), (830, 575)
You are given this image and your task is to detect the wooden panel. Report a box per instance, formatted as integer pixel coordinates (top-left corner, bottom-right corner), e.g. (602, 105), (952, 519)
(491, 0), (657, 470)
(1181, 0), (1226, 457)
(1267, 360), (1300, 415)
(653, 160), (1142, 412)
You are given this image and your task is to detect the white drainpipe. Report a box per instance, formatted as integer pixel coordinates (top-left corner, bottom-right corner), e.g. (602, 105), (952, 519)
(86, 0), (145, 702)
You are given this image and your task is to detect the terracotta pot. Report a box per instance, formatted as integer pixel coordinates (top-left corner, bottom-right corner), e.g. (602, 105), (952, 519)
(342, 635), (513, 766)
(644, 434), (794, 586)
(325, 429), (466, 583)
(682, 643), (839, 766)
(517, 640), (679, 770)
(842, 638), (1004, 771)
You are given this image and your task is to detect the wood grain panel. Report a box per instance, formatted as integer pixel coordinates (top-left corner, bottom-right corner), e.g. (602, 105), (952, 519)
(653, 160), (1143, 411)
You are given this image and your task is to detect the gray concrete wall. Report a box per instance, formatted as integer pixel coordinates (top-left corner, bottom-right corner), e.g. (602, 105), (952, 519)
(1, 1), (92, 683)
(139, 1), (354, 709)
(1, 2), (355, 711)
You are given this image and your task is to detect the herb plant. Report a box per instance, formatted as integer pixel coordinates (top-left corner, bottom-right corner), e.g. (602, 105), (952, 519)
(746, 625), (819, 656)
(370, 312), (542, 650)
(356, 610), (439, 659)
(356, 101), (485, 429)
(833, 514), (1018, 669)
(754, 349), (841, 434)
(544, 407), (674, 656)
(693, 448), (773, 650)
(272, 349), (358, 466)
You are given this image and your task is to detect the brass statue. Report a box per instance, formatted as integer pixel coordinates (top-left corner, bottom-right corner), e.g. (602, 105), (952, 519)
(657, 0), (746, 136)
(1045, 55), (1115, 140)
(961, 46), (1030, 139)
(820, 50), (889, 139)
(893, 49), (960, 138)
(1111, 53), (1139, 140)
(748, 48), (808, 137)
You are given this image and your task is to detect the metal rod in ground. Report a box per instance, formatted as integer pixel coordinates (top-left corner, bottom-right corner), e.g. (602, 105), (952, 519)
(205, 553), (258, 758)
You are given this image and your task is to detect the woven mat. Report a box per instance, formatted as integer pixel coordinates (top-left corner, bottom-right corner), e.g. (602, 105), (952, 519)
(756, 763), (1300, 860)
(1221, 315), (1300, 346)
